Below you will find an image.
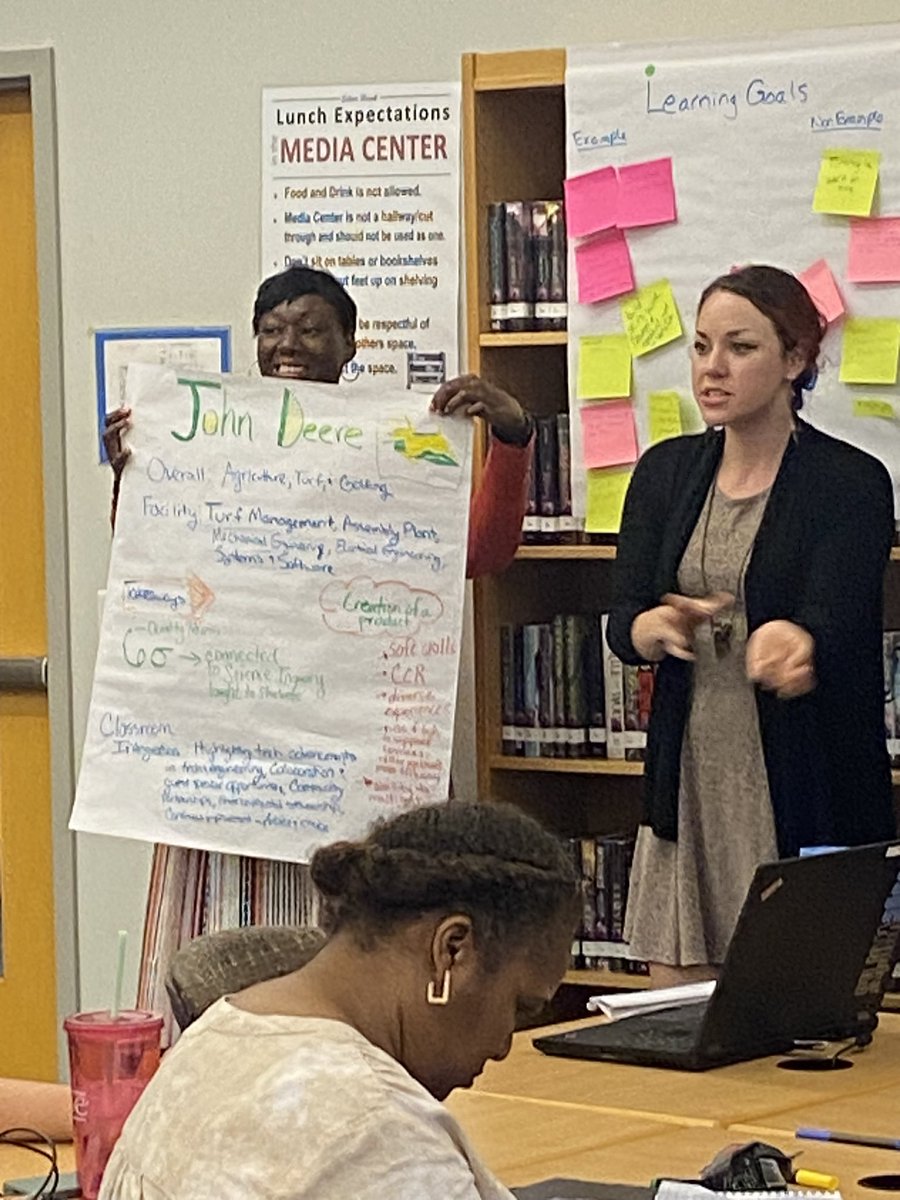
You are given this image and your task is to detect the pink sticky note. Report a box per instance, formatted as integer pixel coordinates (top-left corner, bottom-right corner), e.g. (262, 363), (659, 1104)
(575, 228), (635, 305)
(564, 166), (619, 239)
(798, 259), (845, 324)
(617, 157), (677, 229)
(580, 400), (638, 469)
(848, 217), (900, 283)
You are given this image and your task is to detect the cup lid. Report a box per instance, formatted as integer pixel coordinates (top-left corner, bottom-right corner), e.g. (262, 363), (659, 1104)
(64, 1009), (164, 1034)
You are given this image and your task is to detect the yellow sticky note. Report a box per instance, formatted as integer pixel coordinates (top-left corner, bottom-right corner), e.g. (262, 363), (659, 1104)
(813, 148), (880, 217)
(620, 280), (683, 357)
(577, 334), (632, 399)
(854, 397), (897, 419)
(840, 318), (900, 385)
(648, 391), (684, 444)
(585, 466), (633, 533)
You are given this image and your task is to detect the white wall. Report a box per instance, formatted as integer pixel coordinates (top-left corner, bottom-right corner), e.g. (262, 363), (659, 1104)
(2, 0), (897, 1009)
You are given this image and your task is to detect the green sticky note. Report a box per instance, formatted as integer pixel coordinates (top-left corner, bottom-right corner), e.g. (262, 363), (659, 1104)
(854, 397), (897, 419)
(648, 390), (684, 444)
(839, 318), (900, 385)
(620, 280), (683, 357)
(813, 148), (880, 217)
(577, 334), (632, 399)
(585, 465), (633, 533)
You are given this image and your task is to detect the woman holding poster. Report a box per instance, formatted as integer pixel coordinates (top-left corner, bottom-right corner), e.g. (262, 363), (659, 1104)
(101, 265), (535, 1018)
(607, 265), (895, 987)
(105, 265), (535, 571)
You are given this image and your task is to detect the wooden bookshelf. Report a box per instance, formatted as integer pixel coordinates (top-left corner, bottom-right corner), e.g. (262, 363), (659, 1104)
(479, 331), (568, 348)
(564, 967), (652, 989)
(515, 545), (617, 560)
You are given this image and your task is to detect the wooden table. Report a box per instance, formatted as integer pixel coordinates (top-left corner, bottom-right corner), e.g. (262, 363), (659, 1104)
(472, 1015), (900, 1126)
(0, 1140), (75, 1190)
(446, 1014), (900, 1198)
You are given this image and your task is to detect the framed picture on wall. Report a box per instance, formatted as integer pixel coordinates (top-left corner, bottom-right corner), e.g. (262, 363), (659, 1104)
(95, 325), (231, 462)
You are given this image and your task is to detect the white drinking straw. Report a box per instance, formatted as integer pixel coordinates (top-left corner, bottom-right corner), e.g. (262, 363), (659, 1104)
(111, 929), (127, 1019)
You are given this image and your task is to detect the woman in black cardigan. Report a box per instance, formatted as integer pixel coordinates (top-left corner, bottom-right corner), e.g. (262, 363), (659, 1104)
(607, 265), (896, 987)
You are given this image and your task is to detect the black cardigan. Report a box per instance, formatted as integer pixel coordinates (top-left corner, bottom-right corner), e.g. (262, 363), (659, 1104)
(607, 420), (896, 856)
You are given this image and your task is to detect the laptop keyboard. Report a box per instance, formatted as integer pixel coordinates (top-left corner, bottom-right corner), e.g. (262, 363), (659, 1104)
(581, 1004), (707, 1052)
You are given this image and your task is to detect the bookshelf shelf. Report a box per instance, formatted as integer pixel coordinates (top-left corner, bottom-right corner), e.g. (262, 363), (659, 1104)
(515, 545), (616, 560)
(563, 968), (652, 989)
(489, 754), (644, 776)
(479, 331), (568, 348)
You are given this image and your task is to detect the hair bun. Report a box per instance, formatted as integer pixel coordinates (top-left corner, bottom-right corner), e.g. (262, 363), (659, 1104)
(310, 841), (369, 901)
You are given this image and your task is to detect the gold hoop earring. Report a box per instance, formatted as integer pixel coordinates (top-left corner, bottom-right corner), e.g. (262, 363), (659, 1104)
(426, 969), (451, 1007)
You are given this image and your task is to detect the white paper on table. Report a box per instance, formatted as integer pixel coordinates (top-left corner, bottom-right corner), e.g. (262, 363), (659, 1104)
(586, 980), (716, 1020)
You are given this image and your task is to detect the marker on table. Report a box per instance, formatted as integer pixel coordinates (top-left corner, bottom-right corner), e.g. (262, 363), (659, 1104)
(797, 1127), (900, 1152)
(793, 1169), (841, 1190)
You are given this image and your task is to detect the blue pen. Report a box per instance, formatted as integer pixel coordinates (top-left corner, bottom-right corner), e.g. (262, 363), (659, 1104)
(797, 1127), (900, 1152)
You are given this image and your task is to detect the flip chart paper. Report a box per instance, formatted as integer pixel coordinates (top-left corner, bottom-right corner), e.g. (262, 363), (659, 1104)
(70, 367), (473, 863)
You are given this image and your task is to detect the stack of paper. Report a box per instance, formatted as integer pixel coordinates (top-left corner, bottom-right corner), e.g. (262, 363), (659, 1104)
(586, 980), (716, 1020)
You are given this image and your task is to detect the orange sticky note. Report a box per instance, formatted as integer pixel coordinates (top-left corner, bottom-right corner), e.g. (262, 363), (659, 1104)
(848, 218), (900, 283)
(798, 259), (845, 323)
(564, 166), (618, 239)
(580, 400), (638, 469)
(617, 157), (677, 229)
(575, 229), (635, 304)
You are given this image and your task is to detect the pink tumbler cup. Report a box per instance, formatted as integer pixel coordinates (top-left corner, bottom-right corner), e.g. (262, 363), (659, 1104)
(63, 1010), (163, 1199)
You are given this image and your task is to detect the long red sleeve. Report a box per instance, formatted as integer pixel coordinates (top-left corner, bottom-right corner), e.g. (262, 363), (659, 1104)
(465, 436), (533, 579)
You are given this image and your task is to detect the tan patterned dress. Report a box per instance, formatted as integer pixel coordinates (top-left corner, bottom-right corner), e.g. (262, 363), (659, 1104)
(624, 484), (778, 966)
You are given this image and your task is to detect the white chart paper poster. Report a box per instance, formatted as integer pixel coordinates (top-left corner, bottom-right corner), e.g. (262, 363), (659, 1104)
(262, 82), (460, 388)
(71, 366), (472, 862)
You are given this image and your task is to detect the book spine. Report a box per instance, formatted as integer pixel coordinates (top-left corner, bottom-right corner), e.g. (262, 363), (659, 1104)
(522, 423), (541, 545)
(546, 198), (567, 330)
(512, 624), (526, 756)
(564, 614), (588, 758)
(487, 202), (507, 332)
(504, 200), (534, 332)
(623, 664), (643, 761)
(499, 623), (517, 755)
(601, 614), (626, 759)
(579, 836), (598, 968)
(537, 416), (560, 543)
(584, 613), (607, 758)
(521, 623), (542, 758)
(555, 411), (575, 543)
(552, 613), (568, 759)
(537, 622), (556, 758)
(531, 199), (552, 332)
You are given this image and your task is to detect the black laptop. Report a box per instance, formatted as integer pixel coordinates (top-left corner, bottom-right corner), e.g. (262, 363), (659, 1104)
(534, 841), (900, 1071)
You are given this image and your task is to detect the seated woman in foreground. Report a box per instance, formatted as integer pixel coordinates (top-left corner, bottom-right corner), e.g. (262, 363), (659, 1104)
(100, 801), (580, 1200)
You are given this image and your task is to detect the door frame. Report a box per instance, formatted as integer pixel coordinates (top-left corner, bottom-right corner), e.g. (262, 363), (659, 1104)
(0, 48), (77, 1073)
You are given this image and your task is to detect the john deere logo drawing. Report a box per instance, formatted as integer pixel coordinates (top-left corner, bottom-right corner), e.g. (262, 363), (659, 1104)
(390, 420), (459, 468)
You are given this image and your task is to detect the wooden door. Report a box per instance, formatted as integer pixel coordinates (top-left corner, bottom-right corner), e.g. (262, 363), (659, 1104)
(0, 86), (59, 1078)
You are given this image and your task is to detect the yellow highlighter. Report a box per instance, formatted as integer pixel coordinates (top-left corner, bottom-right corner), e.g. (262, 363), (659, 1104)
(794, 1169), (840, 1190)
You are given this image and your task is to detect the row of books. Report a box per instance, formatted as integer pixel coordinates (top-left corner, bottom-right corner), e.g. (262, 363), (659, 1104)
(569, 833), (648, 975)
(487, 199), (567, 331)
(137, 845), (319, 1043)
(499, 613), (655, 761)
(522, 413), (576, 543)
